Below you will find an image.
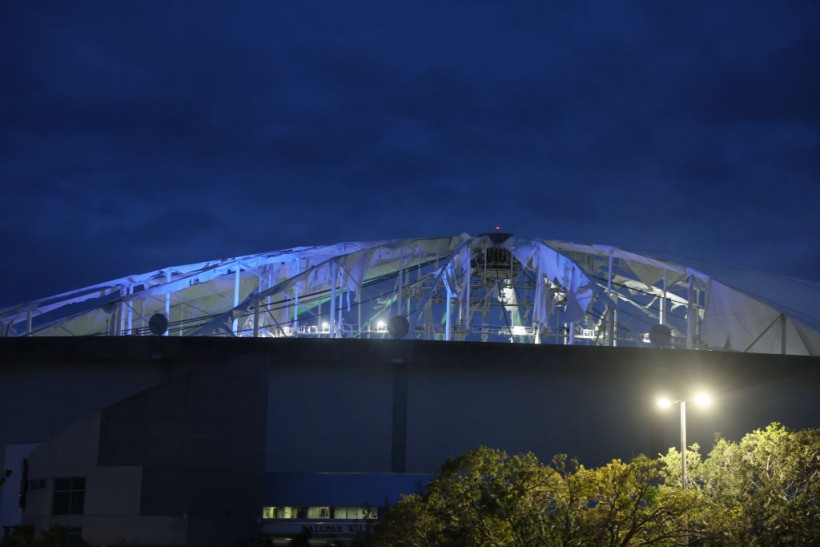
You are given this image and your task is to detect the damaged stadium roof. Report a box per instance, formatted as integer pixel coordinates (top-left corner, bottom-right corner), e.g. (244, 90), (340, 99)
(2, 233), (818, 356)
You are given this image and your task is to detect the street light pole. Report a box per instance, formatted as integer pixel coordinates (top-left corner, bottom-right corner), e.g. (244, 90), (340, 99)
(680, 399), (687, 492)
(657, 392), (711, 546)
(680, 400), (688, 547)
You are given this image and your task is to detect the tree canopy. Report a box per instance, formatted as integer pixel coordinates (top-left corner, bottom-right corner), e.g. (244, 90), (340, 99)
(371, 423), (819, 546)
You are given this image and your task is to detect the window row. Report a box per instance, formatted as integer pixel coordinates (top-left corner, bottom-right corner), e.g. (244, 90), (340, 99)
(262, 506), (373, 520)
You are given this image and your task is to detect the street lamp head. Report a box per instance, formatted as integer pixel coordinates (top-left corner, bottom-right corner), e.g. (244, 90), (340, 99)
(656, 396), (673, 409)
(693, 392), (712, 408)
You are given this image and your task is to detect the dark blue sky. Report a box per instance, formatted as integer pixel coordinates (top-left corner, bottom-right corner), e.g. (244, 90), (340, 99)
(1, 1), (818, 308)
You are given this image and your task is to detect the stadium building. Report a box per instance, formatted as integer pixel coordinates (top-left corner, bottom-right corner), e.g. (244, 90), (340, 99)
(1, 233), (818, 545)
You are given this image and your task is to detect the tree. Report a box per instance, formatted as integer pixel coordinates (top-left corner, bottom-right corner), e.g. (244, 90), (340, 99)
(0, 525), (90, 547)
(660, 423), (820, 545)
(572, 455), (695, 546)
(371, 424), (819, 546)
(0, 469), (12, 488)
(372, 446), (561, 546)
(371, 448), (693, 546)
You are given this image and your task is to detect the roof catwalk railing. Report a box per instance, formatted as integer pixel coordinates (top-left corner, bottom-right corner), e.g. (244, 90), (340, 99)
(1, 233), (818, 356)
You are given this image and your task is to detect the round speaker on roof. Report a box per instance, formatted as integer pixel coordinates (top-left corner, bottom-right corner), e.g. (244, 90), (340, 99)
(148, 313), (169, 336)
(387, 315), (410, 339)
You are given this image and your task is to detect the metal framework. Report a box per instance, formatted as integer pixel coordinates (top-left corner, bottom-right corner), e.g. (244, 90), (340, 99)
(2, 233), (818, 355)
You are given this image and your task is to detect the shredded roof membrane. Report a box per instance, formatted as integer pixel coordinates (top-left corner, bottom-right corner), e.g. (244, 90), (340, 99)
(2, 233), (818, 356)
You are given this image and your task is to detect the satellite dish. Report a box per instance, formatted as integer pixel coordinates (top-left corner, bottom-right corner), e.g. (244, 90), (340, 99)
(148, 313), (169, 336)
(648, 324), (672, 348)
(387, 315), (410, 339)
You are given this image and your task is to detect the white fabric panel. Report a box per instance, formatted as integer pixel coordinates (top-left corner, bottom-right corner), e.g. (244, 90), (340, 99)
(533, 242), (594, 323)
(793, 319), (820, 355)
(624, 261), (686, 289)
(340, 250), (371, 293)
(612, 248), (688, 275)
(700, 280), (811, 354)
(509, 241), (594, 327)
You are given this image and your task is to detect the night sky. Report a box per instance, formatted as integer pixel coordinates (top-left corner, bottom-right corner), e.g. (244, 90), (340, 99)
(1, 1), (819, 311)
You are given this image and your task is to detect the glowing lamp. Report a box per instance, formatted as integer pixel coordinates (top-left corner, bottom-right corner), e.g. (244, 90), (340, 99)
(693, 392), (712, 407)
(656, 397), (673, 409)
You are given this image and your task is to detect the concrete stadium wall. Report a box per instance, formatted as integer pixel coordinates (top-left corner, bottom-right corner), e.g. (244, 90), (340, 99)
(260, 339), (820, 473)
(1, 337), (818, 524)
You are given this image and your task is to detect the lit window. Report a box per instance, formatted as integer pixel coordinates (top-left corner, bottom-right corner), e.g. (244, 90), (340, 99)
(335, 506), (370, 519)
(262, 505), (375, 520)
(53, 477), (85, 515)
(307, 506), (330, 519)
(261, 506), (305, 519)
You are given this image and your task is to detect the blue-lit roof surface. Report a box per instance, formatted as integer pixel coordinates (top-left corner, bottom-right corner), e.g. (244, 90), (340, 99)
(1, 234), (818, 355)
